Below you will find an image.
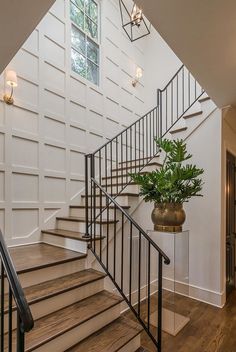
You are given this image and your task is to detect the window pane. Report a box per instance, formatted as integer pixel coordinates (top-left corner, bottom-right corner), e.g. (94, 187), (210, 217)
(70, 2), (84, 30)
(72, 0), (84, 10)
(85, 16), (98, 39)
(87, 39), (99, 64)
(71, 49), (86, 78)
(85, 0), (98, 23)
(87, 59), (99, 85)
(71, 25), (86, 55)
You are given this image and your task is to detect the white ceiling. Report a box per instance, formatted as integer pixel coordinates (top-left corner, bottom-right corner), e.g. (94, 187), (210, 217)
(137, 0), (236, 108)
(0, 0), (55, 74)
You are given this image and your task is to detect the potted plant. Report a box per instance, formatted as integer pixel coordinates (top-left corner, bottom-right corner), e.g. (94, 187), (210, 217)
(130, 138), (204, 232)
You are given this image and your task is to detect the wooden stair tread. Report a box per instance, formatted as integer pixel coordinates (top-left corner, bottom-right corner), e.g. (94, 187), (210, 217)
(57, 216), (118, 224)
(42, 229), (104, 241)
(170, 127), (188, 134)
(5, 269), (106, 312)
(198, 96), (210, 103)
(9, 243), (86, 274)
(111, 161), (161, 172)
(183, 111), (202, 119)
(70, 205), (131, 210)
(65, 316), (142, 352)
(4, 291), (123, 352)
(82, 192), (139, 198)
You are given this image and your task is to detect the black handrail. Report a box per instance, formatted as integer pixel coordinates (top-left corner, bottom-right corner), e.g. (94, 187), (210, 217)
(91, 179), (170, 265)
(85, 63), (205, 351)
(0, 230), (34, 351)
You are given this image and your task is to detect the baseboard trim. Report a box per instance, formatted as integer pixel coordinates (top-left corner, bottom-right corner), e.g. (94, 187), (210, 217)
(163, 277), (225, 308)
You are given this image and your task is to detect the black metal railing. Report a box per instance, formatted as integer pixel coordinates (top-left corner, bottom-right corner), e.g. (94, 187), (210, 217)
(0, 230), (34, 351)
(89, 179), (170, 351)
(158, 64), (204, 137)
(85, 64), (204, 350)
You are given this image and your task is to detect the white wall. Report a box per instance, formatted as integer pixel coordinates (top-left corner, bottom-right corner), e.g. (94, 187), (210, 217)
(132, 108), (224, 307)
(184, 108), (223, 306)
(0, 0), (180, 245)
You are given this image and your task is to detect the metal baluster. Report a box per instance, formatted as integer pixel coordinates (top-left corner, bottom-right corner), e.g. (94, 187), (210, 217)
(188, 70), (190, 107)
(85, 155), (89, 239)
(126, 130), (128, 184)
(130, 128), (132, 165)
(116, 137), (118, 195)
(121, 213), (124, 292)
(158, 254), (163, 351)
(121, 133), (123, 190)
(105, 145), (108, 192)
(138, 231), (141, 316)
(171, 81), (173, 125)
(113, 206), (117, 280)
(17, 312), (24, 352)
(99, 150), (102, 261)
(142, 117), (144, 159)
(138, 120), (141, 171)
(106, 197), (109, 270)
(182, 67), (185, 114)
(129, 223), (133, 303)
(1, 261), (4, 352)
(90, 157), (93, 248)
(147, 242), (151, 331)
(146, 115), (148, 158)
(8, 288), (13, 352)
(149, 113), (152, 157)
(152, 110), (155, 154)
(110, 142), (113, 197)
(134, 123), (137, 174)
(166, 89), (168, 132)
(92, 158), (96, 254)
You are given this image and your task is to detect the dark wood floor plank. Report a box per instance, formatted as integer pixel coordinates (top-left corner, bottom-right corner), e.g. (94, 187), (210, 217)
(124, 290), (236, 352)
(66, 316), (142, 352)
(9, 243), (86, 274)
(5, 290), (123, 352)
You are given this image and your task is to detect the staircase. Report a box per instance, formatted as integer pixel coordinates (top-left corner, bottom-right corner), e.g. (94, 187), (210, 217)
(1, 65), (216, 351)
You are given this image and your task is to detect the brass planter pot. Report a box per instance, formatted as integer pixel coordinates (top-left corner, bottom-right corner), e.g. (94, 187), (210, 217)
(151, 203), (186, 232)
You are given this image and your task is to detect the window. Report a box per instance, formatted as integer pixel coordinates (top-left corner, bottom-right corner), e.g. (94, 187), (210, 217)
(70, 0), (100, 86)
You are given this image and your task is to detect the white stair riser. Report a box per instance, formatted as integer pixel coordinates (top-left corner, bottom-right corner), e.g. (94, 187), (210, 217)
(112, 164), (159, 176)
(18, 259), (86, 288)
(82, 195), (130, 207)
(3, 279), (104, 332)
(69, 209), (124, 224)
(42, 233), (88, 254)
(33, 303), (121, 352)
(97, 184), (139, 194)
(57, 220), (116, 233)
(119, 156), (160, 168)
(118, 335), (141, 352)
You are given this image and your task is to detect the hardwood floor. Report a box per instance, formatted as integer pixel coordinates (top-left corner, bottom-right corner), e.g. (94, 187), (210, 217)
(125, 290), (236, 352)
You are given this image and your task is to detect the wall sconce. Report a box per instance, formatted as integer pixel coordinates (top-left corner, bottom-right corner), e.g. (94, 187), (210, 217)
(132, 67), (143, 87)
(3, 70), (18, 105)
